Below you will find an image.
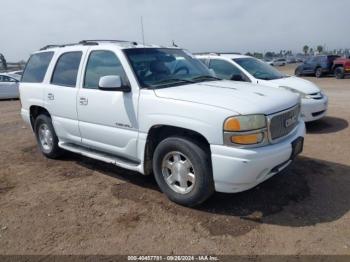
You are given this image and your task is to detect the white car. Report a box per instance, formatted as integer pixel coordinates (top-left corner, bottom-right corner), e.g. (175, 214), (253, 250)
(20, 41), (305, 206)
(196, 53), (328, 122)
(267, 58), (287, 66)
(0, 73), (20, 99)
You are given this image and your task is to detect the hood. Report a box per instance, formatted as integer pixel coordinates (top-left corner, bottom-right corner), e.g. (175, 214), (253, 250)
(267, 76), (320, 94)
(154, 80), (299, 115)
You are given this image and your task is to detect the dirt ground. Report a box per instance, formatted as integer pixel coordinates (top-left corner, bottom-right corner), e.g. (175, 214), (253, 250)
(0, 64), (349, 255)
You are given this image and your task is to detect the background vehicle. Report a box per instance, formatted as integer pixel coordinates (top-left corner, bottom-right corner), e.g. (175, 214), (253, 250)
(0, 73), (20, 99)
(295, 55), (340, 77)
(20, 41), (304, 206)
(196, 53), (328, 122)
(332, 56), (350, 79)
(267, 58), (286, 66)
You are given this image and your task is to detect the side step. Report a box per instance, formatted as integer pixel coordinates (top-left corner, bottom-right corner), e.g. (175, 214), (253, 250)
(58, 142), (142, 173)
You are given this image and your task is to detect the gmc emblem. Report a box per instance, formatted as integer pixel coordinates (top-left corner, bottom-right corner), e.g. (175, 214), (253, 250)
(285, 115), (297, 128)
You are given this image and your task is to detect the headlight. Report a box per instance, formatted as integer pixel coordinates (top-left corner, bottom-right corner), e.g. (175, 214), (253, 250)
(224, 115), (266, 131)
(279, 86), (311, 99)
(224, 115), (267, 147)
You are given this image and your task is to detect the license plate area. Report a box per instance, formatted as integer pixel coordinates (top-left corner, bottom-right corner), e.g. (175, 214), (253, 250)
(290, 137), (304, 160)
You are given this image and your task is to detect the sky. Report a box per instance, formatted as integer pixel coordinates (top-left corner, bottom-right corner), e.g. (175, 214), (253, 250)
(1, 0), (350, 61)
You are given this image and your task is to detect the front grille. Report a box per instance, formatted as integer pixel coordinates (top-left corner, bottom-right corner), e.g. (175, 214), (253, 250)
(269, 105), (300, 141)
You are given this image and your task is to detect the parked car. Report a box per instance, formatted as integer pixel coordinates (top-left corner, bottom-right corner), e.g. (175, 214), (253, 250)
(196, 53), (328, 122)
(20, 40), (305, 206)
(267, 58), (286, 66)
(332, 56), (350, 79)
(0, 73), (20, 99)
(7, 70), (23, 78)
(295, 55), (340, 77)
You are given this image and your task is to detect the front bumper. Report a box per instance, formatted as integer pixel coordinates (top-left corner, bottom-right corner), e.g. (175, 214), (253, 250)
(301, 96), (328, 122)
(210, 122), (305, 193)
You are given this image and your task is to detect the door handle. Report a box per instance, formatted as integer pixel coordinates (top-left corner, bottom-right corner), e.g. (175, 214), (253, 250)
(79, 97), (88, 105)
(48, 93), (54, 100)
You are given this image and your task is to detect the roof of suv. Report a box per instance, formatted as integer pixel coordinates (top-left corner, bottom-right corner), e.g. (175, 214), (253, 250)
(37, 40), (176, 52)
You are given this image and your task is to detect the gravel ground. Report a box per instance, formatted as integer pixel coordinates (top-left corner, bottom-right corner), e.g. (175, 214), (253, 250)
(0, 64), (349, 255)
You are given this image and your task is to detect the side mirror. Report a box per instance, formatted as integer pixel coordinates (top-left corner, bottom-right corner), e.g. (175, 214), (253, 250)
(98, 75), (130, 92)
(208, 69), (216, 77)
(231, 74), (244, 81)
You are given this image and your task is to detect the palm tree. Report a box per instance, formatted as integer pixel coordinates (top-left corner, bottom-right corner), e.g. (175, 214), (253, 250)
(317, 45), (323, 54)
(303, 45), (309, 56)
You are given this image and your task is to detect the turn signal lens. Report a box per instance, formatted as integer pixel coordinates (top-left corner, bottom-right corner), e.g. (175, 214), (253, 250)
(231, 133), (264, 145)
(224, 118), (240, 131)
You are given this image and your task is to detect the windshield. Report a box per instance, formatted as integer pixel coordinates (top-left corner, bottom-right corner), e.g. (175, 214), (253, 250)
(234, 57), (287, 80)
(124, 48), (217, 88)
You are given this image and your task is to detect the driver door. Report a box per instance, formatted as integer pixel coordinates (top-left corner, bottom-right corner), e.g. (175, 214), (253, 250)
(77, 49), (139, 161)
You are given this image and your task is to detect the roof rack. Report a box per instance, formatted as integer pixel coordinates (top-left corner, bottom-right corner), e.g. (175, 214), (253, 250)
(79, 40), (138, 46)
(39, 39), (138, 51)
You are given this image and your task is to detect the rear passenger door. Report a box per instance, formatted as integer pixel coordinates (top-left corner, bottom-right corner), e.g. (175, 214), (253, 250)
(45, 50), (85, 144)
(77, 49), (139, 160)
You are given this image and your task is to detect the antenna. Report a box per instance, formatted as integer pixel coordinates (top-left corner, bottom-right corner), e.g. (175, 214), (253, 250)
(140, 16), (145, 45)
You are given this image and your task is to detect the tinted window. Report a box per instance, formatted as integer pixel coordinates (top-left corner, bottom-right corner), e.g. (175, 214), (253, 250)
(209, 59), (246, 81)
(51, 52), (82, 87)
(84, 50), (128, 89)
(22, 52), (54, 83)
(234, 57), (285, 80)
(124, 48), (211, 88)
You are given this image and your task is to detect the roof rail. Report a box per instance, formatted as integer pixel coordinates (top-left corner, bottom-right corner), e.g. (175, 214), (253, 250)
(39, 39), (138, 51)
(79, 40), (138, 46)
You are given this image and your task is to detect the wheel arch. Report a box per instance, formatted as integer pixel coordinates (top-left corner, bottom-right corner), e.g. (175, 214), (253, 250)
(143, 125), (211, 176)
(29, 105), (51, 130)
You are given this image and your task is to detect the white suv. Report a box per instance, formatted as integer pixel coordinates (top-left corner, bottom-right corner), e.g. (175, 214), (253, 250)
(20, 41), (305, 206)
(196, 53), (328, 122)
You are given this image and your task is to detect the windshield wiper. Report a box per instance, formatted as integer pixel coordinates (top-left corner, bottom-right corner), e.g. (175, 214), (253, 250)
(191, 75), (222, 82)
(151, 78), (195, 88)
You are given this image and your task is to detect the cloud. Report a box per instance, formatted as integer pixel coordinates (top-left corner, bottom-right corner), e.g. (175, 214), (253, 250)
(1, 0), (349, 61)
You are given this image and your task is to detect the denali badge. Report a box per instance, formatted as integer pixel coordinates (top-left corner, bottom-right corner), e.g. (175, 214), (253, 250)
(285, 115), (297, 128)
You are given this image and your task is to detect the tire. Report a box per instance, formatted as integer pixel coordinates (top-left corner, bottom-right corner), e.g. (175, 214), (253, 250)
(34, 114), (63, 159)
(334, 67), (345, 79)
(315, 67), (323, 78)
(152, 137), (214, 206)
(295, 67), (302, 76)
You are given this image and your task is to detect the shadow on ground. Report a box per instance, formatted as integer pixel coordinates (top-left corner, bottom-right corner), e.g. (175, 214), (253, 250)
(306, 116), (348, 134)
(69, 153), (350, 236)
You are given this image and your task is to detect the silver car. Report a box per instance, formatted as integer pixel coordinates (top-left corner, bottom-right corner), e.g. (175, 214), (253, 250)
(0, 74), (20, 99)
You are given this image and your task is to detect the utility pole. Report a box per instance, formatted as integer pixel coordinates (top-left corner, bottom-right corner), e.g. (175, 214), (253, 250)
(141, 16), (145, 45)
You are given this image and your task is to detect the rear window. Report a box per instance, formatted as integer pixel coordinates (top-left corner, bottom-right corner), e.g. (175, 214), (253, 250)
(51, 52), (82, 87)
(22, 52), (54, 83)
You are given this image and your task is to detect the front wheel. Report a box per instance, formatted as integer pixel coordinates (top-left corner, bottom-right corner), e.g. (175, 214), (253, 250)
(334, 67), (345, 79)
(295, 67), (302, 76)
(153, 137), (214, 206)
(34, 114), (63, 159)
(315, 67), (323, 78)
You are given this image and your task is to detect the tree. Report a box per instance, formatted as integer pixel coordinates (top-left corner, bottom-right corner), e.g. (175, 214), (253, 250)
(0, 53), (7, 70)
(310, 48), (314, 55)
(303, 45), (309, 55)
(317, 45), (323, 54)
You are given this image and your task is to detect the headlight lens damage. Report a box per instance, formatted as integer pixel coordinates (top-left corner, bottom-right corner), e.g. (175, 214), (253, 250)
(224, 115), (267, 146)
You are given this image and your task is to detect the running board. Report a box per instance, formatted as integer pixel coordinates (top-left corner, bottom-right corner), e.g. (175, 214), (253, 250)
(58, 142), (142, 173)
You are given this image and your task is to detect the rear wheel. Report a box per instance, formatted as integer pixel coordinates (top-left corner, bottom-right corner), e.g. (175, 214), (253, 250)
(153, 137), (214, 206)
(34, 114), (63, 159)
(334, 67), (345, 79)
(315, 67), (323, 78)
